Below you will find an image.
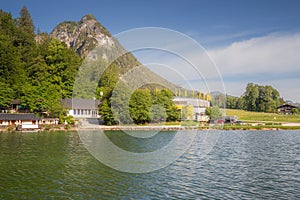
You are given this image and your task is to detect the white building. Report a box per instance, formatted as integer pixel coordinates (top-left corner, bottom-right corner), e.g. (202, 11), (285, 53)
(62, 98), (101, 119)
(173, 97), (210, 121)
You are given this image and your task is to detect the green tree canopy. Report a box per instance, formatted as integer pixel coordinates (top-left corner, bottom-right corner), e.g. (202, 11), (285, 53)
(0, 82), (14, 108)
(225, 83), (281, 113)
(129, 89), (152, 124)
(181, 105), (194, 120)
(153, 89), (179, 122)
(98, 99), (116, 125)
(206, 106), (222, 121)
(241, 83), (280, 112)
(18, 6), (35, 38)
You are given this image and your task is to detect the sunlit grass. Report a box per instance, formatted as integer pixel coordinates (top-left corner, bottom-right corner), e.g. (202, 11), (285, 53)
(225, 109), (300, 123)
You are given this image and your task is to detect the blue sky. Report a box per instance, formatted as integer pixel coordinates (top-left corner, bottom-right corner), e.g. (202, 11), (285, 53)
(1, 0), (300, 101)
(2, 0), (300, 46)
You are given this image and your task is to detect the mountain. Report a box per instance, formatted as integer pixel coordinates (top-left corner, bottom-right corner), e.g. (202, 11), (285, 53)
(50, 14), (113, 57)
(50, 14), (184, 95)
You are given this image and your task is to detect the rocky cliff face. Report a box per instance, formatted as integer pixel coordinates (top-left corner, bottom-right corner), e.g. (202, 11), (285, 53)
(50, 14), (183, 92)
(50, 14), (142, 74)
(50, 14), (115, 57)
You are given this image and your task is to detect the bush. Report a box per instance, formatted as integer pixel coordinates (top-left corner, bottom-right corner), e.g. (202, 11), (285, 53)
(292, 108), (299, 115)
(65, 124), (71, 130)
(59, 115), (75, 125)
(7, 126), (15, 132)
(44, 125), (52, 131)
(206, 106), (222, 120)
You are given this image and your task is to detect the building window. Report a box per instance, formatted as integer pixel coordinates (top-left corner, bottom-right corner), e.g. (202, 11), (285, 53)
(74, 110), (76, 115)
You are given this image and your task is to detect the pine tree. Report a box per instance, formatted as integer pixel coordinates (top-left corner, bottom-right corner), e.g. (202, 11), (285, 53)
(19, 6), (35, 37)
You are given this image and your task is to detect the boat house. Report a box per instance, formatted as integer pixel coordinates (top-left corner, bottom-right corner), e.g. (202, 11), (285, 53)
(0, 113), (41, 129)
(62, 98), (101, 119)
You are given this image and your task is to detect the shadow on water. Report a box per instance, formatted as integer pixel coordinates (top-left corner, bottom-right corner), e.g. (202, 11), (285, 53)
(104, 130), (176, 153)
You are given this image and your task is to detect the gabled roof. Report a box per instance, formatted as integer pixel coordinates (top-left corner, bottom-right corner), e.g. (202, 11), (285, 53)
(0, 113), (41, 121)
(62, 98), (101, 110)
(277, 104), (298, 109)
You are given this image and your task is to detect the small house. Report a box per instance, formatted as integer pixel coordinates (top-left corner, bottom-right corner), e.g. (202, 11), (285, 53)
(277, 104), (298, 115)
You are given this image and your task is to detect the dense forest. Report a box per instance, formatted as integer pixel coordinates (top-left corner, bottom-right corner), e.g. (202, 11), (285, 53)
(0, 7), (82, 117)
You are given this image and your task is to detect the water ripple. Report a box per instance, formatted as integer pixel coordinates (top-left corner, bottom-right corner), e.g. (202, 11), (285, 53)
(0, 131), (299, 199)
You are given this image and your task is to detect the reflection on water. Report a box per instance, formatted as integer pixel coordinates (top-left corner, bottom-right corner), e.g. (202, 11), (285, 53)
(0, 130), (299, 199)
(104, 130), (177, 153)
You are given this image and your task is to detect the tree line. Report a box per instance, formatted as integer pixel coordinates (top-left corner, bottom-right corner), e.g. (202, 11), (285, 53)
(99, 88), (181, 125)
(213, 83), (285, 113)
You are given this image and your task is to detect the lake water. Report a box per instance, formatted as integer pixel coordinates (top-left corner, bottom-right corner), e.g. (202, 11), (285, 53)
(0, 130), (299, 199)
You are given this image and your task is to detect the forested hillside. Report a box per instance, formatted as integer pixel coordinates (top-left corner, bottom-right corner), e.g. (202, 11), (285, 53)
(0, 7), (189, 122)
(0, 7), (82, 117)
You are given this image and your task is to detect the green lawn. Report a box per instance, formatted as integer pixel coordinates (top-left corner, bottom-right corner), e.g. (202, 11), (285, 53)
(225, 109), (300, 123)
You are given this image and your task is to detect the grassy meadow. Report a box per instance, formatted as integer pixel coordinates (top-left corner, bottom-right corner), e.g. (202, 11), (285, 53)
(225, 109), (300, 123)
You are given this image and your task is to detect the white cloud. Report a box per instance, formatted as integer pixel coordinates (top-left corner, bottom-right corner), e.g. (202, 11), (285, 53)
(129, 30), (300, 101)
(208, 33), (300, 76)
(204, 33), (300, 101)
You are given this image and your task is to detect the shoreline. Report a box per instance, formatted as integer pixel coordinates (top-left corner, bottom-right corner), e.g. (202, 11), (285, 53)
(1, 124), (300, 133)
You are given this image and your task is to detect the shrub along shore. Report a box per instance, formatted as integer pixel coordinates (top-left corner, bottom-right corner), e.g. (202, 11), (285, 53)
(1, 123), (300, 133)
(2, 107), (300, 132)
